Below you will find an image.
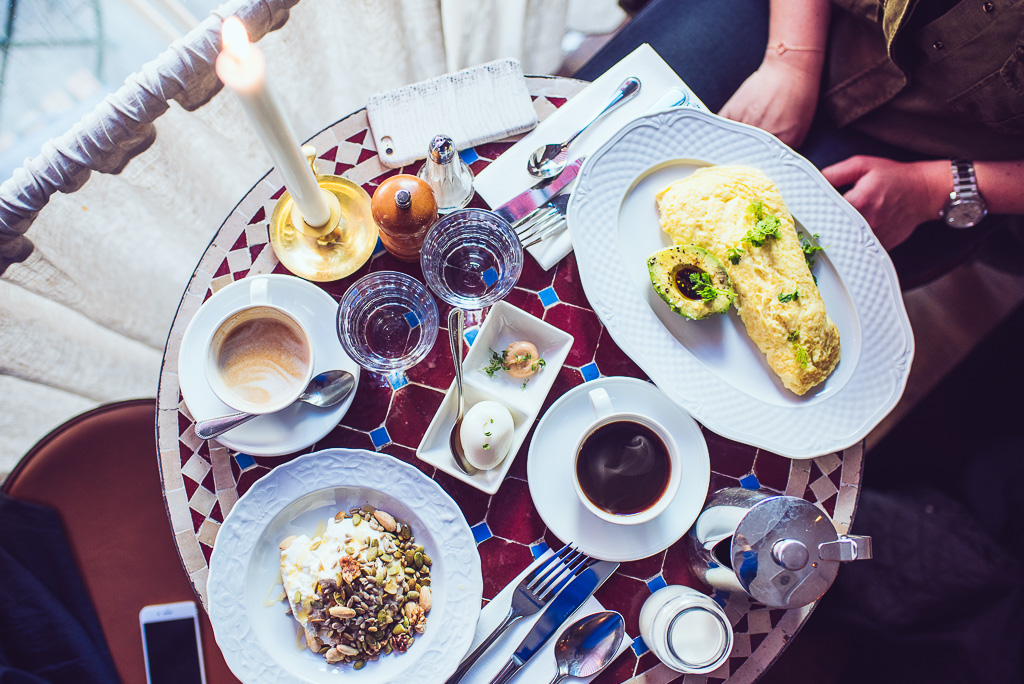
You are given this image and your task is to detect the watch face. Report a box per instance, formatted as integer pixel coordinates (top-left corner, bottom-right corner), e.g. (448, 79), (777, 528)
(945, 201), (986, 228)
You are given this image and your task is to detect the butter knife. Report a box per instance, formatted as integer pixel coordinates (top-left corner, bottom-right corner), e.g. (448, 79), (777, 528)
(491, 157), (585, 224)
(487, 559), (619, 684)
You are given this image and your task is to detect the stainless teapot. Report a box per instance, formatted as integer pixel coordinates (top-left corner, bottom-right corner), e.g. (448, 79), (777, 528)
(686, 488), (872, 609)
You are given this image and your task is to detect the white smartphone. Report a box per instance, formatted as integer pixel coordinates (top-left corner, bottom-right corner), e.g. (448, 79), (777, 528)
(139, 601), (207, 684)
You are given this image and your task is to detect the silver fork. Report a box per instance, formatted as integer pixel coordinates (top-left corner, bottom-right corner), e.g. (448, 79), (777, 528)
(445, 544), (593, 684)
(515, 194), (569, 248)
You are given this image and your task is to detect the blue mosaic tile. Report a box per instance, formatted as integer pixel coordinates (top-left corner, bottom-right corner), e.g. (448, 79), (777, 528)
(373, 236), (386, 255)
(465, 328), (479, 346)
(530, 541), (549, 559)
(538, 286), (559, 307)
(580, 362), (600, 382)
(740, 474), (760, 490)
(631, 635), (649, 657)
(234, 453), (256, 470)
(646, 575), (668, 594)
(471, 521), (493, 544)
(387, 372), (409, 391)
(461, 147), (479, 165)
(403, 311), (421, 328)
(370, 426), (391, 448)
(482, 267), (498, 287)
(711, 591), (729, 608)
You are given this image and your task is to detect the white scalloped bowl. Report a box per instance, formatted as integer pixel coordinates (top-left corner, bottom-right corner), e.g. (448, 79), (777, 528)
(207, 448), (483, 683)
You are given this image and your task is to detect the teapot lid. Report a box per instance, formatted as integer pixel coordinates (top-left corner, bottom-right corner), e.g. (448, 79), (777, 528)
(731, 496), (840, 609)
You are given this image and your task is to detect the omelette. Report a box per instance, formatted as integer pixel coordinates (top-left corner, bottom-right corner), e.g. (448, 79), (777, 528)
(655, 166), (840, 395)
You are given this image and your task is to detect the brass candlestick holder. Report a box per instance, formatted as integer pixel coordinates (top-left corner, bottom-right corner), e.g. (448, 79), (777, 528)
(268, 146), (378, 282)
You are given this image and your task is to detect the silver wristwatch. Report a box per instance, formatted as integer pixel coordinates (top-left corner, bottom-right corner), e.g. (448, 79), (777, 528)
(940, 159), (987, 229)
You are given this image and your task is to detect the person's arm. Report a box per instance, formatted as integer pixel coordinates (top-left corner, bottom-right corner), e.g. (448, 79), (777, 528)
(718, 0), (831, 147)
(821, 157), (1024, 249)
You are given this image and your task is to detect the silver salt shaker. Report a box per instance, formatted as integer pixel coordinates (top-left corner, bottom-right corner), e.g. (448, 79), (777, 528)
(417, 134), (474, 214)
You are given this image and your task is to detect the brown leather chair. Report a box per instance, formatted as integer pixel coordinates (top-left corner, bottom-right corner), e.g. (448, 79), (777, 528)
(2, 400), (239, 684)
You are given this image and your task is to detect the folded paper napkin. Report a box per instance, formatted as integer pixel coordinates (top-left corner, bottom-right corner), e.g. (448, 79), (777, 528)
(459, 550), (632, 684)
(473, 44), (707, 271)
(367, 58), (538, 169)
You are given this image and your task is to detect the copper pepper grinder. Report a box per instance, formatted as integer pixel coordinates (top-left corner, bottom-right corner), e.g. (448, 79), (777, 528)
(370, 174), (438, 262)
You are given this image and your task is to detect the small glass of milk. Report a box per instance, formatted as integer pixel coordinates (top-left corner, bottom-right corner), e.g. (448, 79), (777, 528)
(638, 585), (733, 674)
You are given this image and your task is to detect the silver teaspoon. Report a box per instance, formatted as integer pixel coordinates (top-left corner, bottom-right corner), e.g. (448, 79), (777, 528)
(527, 76), (641, 180)
(548, 611), (625, 684)
(447, 308), (478, 475)
(195, 369), (355, 440)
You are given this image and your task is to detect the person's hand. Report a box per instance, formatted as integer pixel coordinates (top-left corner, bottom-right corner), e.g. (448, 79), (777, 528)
(719, 51), (821, 148)
(822, 156), (951, 250)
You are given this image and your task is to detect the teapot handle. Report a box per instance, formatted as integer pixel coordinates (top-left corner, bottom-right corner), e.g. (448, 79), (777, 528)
(818, 535), (873, 562)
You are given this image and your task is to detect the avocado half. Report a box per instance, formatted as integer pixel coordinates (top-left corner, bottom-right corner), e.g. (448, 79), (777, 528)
(647, 244), (735, 320)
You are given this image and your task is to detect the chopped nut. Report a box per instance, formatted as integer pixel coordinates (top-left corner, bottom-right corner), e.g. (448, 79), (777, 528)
(279, 535), (297, 551)
(419, 586), (432, 612)
(374, 510), (397, 532)
(329, 605), (357, 619)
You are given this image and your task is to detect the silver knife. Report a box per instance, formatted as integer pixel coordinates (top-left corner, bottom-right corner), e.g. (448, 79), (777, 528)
(491, 157), (585, 224)
(487, 559), (619, 684)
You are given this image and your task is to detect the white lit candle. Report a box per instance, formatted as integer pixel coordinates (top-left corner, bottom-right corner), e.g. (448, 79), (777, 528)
(215, 17), (331, 228)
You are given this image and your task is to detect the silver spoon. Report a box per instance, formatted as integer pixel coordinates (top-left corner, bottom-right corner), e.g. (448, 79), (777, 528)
(527, 76), (641, 180)
(447, 308), (478, 476)
(547, 611), (625, 684)
(195, 369), (355, 440)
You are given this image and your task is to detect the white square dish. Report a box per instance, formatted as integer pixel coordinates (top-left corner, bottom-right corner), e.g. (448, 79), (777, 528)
(416, 301), (574, 494)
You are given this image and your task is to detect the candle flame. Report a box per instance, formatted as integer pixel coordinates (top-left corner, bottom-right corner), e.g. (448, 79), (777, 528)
(221, 16), (251, 61)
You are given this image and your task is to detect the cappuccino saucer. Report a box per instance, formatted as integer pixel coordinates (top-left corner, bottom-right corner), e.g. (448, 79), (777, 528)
(178, 274), (359, 456)
(527, 376), (710, 562)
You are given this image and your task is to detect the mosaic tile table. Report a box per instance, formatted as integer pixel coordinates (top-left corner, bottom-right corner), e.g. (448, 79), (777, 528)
(157, 76), (864, 684)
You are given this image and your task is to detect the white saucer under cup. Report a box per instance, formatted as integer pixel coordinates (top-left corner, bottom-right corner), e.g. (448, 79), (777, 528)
(178, 274), (360, 456)
(527, 376), (710, 562)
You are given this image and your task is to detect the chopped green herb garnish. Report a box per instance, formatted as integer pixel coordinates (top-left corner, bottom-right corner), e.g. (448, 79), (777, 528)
(787, 330), (800, 343)
(688, 272), (730, 302)
(778, 290), (800, 303)
(800, 232), (825, 271)
(482, 443), (490, 450)
(490, 418), (494, 423)
(794, 344), (810, 368)
(742, 201), (781, 248)
(726, 246), (744, 264)
(482, 349), (508, 377)
(484, 431), (491, 437)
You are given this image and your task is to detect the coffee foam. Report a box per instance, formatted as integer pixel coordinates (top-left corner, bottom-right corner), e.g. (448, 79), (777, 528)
(213, 308), (310, 407)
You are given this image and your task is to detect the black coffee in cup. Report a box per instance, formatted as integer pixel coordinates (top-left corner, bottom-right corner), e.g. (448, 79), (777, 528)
(576, 420), (671, 515)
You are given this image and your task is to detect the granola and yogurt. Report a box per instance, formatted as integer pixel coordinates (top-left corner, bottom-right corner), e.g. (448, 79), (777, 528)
(279, 505), (432, 668)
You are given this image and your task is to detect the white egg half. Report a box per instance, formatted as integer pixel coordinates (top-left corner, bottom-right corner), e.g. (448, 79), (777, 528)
(460, 400), (515, 470)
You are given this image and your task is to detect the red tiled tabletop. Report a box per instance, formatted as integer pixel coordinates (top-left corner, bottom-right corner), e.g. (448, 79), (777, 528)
(156, 76), (864, 684)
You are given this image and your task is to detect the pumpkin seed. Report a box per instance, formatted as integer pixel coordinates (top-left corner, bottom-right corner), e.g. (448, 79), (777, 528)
(352, 513), (362, 526)
(334, 511), (346, 522)
(353, 660), (365, 670)
(414, 552), (423, 568)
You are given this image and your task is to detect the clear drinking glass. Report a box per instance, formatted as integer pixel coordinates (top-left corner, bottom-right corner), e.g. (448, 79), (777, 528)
(419, 209), (523, 310)
(337, 271), (439, 374)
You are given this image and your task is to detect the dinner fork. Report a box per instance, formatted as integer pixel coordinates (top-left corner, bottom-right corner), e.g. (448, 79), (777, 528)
(515, 194), (569, 248)
(445, 544), (593, 684)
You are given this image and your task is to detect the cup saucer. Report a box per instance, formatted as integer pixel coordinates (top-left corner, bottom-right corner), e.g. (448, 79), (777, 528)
(527, 376), (710, 562)
(178, 274), (359, 456)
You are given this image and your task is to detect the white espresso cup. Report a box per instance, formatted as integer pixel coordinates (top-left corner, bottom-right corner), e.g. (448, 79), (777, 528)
(204, 278), (315, 415)
(572, 387), (681, 525)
